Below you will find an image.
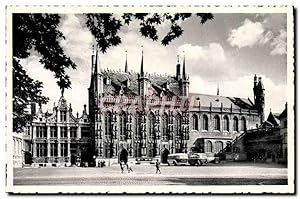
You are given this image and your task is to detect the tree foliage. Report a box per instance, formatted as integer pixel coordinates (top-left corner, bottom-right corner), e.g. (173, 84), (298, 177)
(12, 12), (213, 131)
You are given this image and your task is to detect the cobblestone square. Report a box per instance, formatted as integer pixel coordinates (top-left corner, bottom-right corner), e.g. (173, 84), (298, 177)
(13, 162), (287, 186)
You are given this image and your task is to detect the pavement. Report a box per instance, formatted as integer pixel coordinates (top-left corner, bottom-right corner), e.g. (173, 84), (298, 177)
(13, 162), (287, 185)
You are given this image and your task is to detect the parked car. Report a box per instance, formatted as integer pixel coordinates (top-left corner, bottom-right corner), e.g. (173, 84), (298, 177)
(188, 153), (208, 166)
(167, 153), (189, 166)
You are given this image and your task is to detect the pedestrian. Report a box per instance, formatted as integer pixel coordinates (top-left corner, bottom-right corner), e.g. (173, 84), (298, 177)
(127, 162), (133, 173)
(120, 160), (125, 173)
(155, 159), (161, 174)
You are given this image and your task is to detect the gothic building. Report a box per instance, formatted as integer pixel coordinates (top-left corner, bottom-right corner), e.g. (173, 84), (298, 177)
(25, 48), (265, 166)
(88, 49), (265, 164)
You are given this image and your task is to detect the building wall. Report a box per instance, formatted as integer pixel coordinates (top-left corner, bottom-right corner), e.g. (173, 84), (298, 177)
(13, 132), (23, 168)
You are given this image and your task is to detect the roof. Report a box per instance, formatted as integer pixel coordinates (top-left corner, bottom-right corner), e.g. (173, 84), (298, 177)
(100, 70), (182, 96)
(189, 93), (254, 109)
(266, 112), (280, 126)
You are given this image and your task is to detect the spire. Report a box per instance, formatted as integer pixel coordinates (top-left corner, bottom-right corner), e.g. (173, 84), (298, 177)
(140, 46), (144, 76)
(182, 52), (187, 80)
(176, 55), (181, 80)
(94, 48), (101, 75)
(217, 83), (219, 96)
(125, 50), (128, 73)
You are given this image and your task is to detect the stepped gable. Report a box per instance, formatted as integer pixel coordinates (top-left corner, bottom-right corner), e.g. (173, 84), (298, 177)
(190, 93), (255, 110)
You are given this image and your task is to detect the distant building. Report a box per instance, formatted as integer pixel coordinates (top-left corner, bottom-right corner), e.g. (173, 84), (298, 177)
(24, 49), (266, 166)
(231, 104), (287, 164)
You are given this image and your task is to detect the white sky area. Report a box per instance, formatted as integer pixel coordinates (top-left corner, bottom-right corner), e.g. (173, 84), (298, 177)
(21, 13), (287, 117)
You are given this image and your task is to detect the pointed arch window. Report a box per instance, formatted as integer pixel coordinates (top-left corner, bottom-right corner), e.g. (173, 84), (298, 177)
(206, 141), (212, 153)
(149, 112), (155, 140)
(215, 141), (223, 153)
(192, 114), (198, 130)
(241, 117), (246, 131)
(233, 116), (239, 131)
(105, 111), (112, 137)
(214, 115), (220, 131)
(162, 113), (168, 140)
(223, 115), (229, 131)
(119, 112), (126, 140)
(202, 114), (208, 131)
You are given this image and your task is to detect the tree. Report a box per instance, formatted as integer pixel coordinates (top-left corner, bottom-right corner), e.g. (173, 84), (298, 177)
(12, 13), (213, 131)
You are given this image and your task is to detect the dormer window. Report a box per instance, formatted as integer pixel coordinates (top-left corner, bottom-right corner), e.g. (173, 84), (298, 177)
(105, 77), (111, 85)
(60, 111), (67, 122)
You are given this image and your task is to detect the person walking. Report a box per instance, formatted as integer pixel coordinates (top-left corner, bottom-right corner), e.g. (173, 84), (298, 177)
(127, 162), (133, 173)
(155, 159), (161, 174)
(120, 160), (125, 173)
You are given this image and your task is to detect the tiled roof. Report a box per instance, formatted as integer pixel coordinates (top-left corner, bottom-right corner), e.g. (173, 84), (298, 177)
(189, 93), (254, 109)
(100, 70), (181, 96)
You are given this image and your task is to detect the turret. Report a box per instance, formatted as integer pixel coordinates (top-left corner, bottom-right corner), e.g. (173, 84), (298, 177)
(176, 55), (181, 80)
(138, 47), (150, 96)
(253, 75), (265, 123)
(181, 54), (189, 97)
(124, 50), (128, 73)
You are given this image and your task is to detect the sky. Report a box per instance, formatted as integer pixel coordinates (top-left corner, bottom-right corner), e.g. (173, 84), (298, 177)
(21, 13), (287, 117)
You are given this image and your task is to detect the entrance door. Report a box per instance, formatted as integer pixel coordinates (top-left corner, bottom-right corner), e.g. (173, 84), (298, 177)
(71, 154), (76, 165)
(24, 152), (32, 164)
(161, 148), (170, 163)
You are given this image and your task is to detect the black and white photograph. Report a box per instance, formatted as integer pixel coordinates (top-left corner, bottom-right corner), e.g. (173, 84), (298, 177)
(5, 5), (294, 194)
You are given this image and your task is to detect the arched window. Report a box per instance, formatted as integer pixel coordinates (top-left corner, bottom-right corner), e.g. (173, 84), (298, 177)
(241, 117), (246, 131)
(104, 111), (112, 136)
(162, 113), (168, 139)
(215, 141), (223, 153)
(148, 112), (155, 139)
(119, 112), (126, 140)
(175, 114), (182, 137)
(202, 114), (208, 131)
(214, 115), (220, 131)
(206, 141), (213, 152)
(192, 114), (198, 130)
(233, 116), (239, 131)
(225, 141), (232, 152)
(223, 115), (229, 131)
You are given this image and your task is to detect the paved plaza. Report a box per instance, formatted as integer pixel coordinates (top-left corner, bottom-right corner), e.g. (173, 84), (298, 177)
(13, 162), (287, 185)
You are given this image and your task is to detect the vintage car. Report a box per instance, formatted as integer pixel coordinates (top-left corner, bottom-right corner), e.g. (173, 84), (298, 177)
(188, 153), (208, 166)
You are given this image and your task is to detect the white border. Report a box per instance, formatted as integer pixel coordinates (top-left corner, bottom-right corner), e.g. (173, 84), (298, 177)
(5, 5), (295, 194)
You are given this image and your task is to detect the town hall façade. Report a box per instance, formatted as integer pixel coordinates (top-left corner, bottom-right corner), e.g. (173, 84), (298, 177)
(25, 49), (265, 166)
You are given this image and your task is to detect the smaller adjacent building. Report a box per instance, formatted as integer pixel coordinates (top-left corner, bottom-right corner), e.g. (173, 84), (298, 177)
(231, 103), (287, 164)
(25, 95), (92, 167)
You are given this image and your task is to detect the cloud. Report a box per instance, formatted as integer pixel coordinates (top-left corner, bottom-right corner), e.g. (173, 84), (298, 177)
(270, 29), (287, 55)
(228, 18), (287, 56)
(177, 43), (234, 81)
(228, 19), (268, 48)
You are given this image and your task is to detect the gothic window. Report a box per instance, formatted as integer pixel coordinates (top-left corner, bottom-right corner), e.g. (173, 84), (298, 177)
(223, 115), (229, 131)
(162, 113), (168, 140)
(60, 143), (68, 156)
(206, 141), (212, 153)
(215, 141), (223, 153)
(202, 115), (208, 131)
(105, 111), (112, 137)
(60, 127), (67, 138)
(175, 114), (182, 138)
(120, 112), (126, 140)
(50, 127), (57, 138)
(192, 114), (198, 130)
(241, 117), (246, 131)
(70, 127), (77, 138)
(81, 127), (90, 137)
(36, 143), (47, 157)
(233, 116), (239, 131)
(50, 143), (58, 156)
(60, 111), (67, 122)
(36, 126), (46, 138)
(148, 112), (155, 140)
(214, 115), (220, 131)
